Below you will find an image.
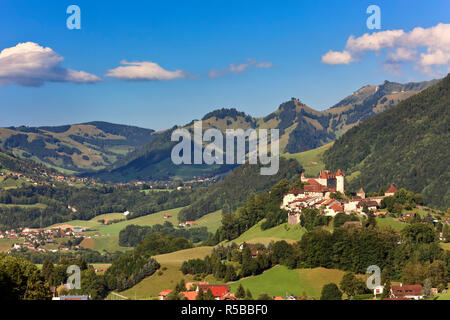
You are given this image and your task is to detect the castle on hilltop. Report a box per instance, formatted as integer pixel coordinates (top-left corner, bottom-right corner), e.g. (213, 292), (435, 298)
(282, 169), (398, 225)
(300, 169), (345, 193)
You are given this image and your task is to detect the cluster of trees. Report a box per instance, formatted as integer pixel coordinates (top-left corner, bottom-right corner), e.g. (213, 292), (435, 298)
(0, 254), (52, 300)
(381, 188), (423, 214)
(333, 212), (360, 228)
(320, 283), (343, 300)
(300, 208), (332, 231)
(401, 260), (448, 291)
(118, 222), (212, 246)
(105, 233), (192, 291)
(40, 257), (108, 300)
(298, 223), (450, 282)
(339, 272), (370, 297)
(181, 241), (298, 282)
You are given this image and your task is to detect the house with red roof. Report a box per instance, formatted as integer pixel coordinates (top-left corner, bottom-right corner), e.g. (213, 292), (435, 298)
(390, 284), (423, 300)
(158, 289), (172, 300)
(385, 184), (398, 197)
(181, 291), (198, 300)
(196, 284), (230, 300)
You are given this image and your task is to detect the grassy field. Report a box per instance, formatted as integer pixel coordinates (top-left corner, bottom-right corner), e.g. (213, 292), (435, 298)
(376, 217), (407, 231)
(282, 142), (333, 177)
(195, 210), (222, 233)
(153, 246), (214, 266)
(50, 207), (222, 253)
(119, 246), (214, 299)
(436, 290), (450, 300)
(227, 221), (306, 246)
(440, 243), (450, 251)
(229, 265), (346, 299)
(0, 239), (15, 252)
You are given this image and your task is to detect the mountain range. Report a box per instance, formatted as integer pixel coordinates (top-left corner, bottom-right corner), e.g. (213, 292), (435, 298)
(84, 78), (438, 181)
(0, 78), (439, 181)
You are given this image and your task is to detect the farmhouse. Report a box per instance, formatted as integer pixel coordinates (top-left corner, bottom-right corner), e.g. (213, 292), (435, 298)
(158, 289), (172, 300)
(390, 284), (423, 300)
(196, 284), (231, 300)
(159, 283), (235, 300)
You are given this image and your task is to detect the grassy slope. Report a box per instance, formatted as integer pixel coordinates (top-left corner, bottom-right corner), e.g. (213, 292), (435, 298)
(229, 265), (346, 299)
(375, 217), (406, 231)
(282, 142), (333, 177)
(195, 210), (223, 233)
(437, 291), (450, 300)
(119, 247), (213, 300)
(228, 221), (306, 246)
(0, 239), (15, 252)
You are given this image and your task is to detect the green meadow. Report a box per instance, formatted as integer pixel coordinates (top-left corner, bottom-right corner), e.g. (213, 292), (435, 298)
(282, 142), (333, 177)
(228, 221), (306, 246)
(229, 265), (346, 299)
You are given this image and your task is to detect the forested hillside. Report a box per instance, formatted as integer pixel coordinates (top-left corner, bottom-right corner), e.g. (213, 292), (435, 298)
(324, 74), (450, 210)
(178, 158), (302, 222)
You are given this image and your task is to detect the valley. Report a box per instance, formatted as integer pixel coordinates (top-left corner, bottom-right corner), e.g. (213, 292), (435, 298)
(1, 75), (449, 302)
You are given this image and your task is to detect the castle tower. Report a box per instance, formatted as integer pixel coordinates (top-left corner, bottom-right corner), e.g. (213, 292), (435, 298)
(317, 170), (328, 187)
(385, 184), (397, 196)
(336, 169), (345, 193)
(300, 172), (308, 183)
(357, 187), (365, 199)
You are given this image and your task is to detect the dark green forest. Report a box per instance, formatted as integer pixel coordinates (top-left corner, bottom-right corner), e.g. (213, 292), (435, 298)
(177, 158), (302, 222)
(324, 74), (450, 210)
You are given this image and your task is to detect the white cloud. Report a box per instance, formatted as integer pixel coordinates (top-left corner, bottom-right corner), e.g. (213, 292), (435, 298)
(321, 50), (354, 65)
(420, 49), (450, 66)
(387, 47), (417, 62)
(321, 23), (450, 76)
(208, 58), (273, 78)
(0, 42), (101, 87)
(106, 60), (188, 81)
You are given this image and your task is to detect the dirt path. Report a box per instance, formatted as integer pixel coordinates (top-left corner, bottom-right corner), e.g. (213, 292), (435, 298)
(110, 291), (129, 300)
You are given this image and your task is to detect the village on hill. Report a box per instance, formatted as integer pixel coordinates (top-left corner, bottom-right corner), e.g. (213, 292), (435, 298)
(284, 169), (407, 224)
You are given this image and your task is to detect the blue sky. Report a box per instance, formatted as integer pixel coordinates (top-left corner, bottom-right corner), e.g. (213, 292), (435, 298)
(0, 0), (449, 130)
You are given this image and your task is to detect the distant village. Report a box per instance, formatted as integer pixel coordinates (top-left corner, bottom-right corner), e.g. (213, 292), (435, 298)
(0, 224), (91, 254)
